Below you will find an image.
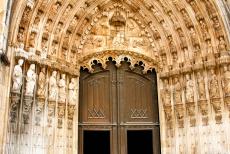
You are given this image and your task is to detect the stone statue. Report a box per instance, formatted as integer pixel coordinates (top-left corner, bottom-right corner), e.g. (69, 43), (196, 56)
(208, 69), (219, 99)
(68, 78), (78, 105)
(190, 27), (199, 46)
(199, 19), (210, 40)
(207, 40), (213, 54)
(41, 46), (47, 59)
(58, 74), (66, 103)
(222, 65), (230, 97)
(12, 59), (24, 92)
(173, 77), (182, 105)
(197, 72), (206, 100)
(218, 36), (227, 53)
(37, 68), (47, 97)
(185, 74), (194, 103)
(161, 79), (171, 106)
(49, 71), (58, 101)
(25, 64), (36, 96)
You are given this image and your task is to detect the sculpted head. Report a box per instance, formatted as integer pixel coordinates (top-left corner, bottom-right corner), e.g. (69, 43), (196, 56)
(224, 65), (228, 72)
(163, 79), (169, 86)
(30, 64), (35, 70)
(18, 59), (24, 66)
(186, 74), (190, 80)
(41, 67), (46, 73)
(174, 77), (179, 83)
(52, 71), (57, 77)
(61, 74), (66, 79)
(210, 69), (215, 75)
(71, 78), (75, 83)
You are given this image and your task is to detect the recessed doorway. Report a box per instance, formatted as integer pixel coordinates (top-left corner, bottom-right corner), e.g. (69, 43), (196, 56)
(83, 130), (110, 154)
(127, 130), (153, 154)
(79, 60), (160, 154)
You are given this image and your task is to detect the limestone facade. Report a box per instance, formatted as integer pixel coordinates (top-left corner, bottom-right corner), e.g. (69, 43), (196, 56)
(0, 0), (230, 153)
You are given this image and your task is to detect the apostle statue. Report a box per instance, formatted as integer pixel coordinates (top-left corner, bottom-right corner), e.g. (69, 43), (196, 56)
(25, 64), (36, 96)
(197, 72), (206, 100)
(68, 78), (77, 105)
(173, 77), (182, 105)
(49, 71), (58, 101)
(58, 74), (66, 103)
(161, 79), (171, 106)
(208, 69), (219, 99)
(37, 68), (47, 97)
(185, 74), (194, 103)
(12, 59), (24, 92)
(222, 65), (230, 97)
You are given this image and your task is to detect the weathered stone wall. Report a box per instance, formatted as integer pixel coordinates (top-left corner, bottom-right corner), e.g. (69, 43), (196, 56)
(0, 0), (230, 153)
(0, 0), (14, 152)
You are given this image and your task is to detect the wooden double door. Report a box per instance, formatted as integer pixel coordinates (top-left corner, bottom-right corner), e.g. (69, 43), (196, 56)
(79, 60), (160, 154)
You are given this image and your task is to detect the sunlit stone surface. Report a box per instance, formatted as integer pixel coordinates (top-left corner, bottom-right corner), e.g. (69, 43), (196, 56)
(0, 0), (230, 153)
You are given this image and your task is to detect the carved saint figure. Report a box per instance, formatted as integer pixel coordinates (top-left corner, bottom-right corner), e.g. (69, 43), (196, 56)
(161, 79), (171, 106)
(37, 68), (46, 97)
(25, 64), (36, 96)
(12, 59), (24, 92)
(185, 74), (194, 103)
(113, 32), (125, 47)
(173, 77), (182, 105)
(58, 74), (66, 103)
(41, 46), (47, 59)
(197, 72), (206, 100)
(218, 36), (227, 53)
(69, 78), (78, 105)
(17, 43), (26, 53)
(222, 65), (230, 97)
(208, 69), (219, 99)
(49, 71), (58, 101)
(199, 19), (210, 40)
(189, 27), (198, 46)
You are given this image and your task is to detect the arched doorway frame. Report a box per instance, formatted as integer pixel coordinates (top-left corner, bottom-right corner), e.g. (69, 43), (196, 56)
(76, 49), (164, 153)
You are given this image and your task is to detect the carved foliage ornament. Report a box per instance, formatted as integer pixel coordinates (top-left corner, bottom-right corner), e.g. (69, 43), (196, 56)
(79, 50), (160, 73)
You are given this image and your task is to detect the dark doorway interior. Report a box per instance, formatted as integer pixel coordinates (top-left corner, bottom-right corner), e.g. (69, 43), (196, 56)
(127, 130), (153, 154)
(83, 131), (110, 154)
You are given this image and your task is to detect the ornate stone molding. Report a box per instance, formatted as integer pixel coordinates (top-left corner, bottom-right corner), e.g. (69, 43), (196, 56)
(79, 50), (161, 73)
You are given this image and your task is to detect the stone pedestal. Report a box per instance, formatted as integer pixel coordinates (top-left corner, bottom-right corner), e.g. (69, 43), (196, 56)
(186, 102), (196, 127)
(10, 92), (21, 123)
(47, 101), (55, 127)
(22, 95), (33, 124)
(57, 103), (65, 128)
(35, 96), (45, 126)
(174, 104), (184, 128)
(163, 105), (173, 129)
(198, 99), (209, 126)
(68, 105), (75, 130)
(210, 97), (222, 124)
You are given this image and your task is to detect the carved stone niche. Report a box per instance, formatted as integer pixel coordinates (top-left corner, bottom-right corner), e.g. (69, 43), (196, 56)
(208, 68), (222, 124)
